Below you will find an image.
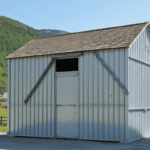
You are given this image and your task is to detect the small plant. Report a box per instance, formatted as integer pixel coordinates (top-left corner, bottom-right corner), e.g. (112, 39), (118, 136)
(0, 104), (6, 108)
(0, 98), (7, 102)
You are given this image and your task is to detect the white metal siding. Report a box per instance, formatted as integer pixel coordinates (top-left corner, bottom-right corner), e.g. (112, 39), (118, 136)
(7, 49), (128, 142)
(128, 25), (150, 142)
(79, 48), (127, 142)
(8, 56), (55, 138)
(128, 58), (150, 142)
(129, 25), (150, 64)
(125, 49), (129, 143)
(7, 59), (11, 135)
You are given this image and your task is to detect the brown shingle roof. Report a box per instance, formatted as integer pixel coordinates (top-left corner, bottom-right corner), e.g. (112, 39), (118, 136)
(6, 22), (149, 59)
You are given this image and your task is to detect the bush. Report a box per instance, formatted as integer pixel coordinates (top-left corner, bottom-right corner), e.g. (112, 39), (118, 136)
(0, 81), (7, 95)
(1, 72), (7, 77)
(0, 98), (7, 102)
(0, 104), (6, 108)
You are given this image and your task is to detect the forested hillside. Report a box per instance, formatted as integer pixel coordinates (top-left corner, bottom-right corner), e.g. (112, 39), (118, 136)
(0, 16), (69, 95)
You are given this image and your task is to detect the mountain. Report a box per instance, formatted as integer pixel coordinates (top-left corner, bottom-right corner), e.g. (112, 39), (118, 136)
(0, 15), (69, 95)
(36, 29), (69, 37)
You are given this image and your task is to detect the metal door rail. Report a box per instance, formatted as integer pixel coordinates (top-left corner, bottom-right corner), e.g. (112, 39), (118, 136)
(55, 73), (79, 77)
(10, 104), (125, 107)
(129, 108), (150, 111)
(56, 104), (76, 107)
(10, 104), (55, 107)
(51, 52), (82, 59)
(93, 51), (129, 94)
(79, 104), (125, 107)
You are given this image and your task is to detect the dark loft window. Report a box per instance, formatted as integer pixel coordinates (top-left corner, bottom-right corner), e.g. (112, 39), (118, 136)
(56, 58), (78, 72)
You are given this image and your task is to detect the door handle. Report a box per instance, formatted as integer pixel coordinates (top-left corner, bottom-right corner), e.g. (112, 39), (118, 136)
(56, 105), (76, 107)
(69, 105), (76, 107)
(56, 105), (62, 107)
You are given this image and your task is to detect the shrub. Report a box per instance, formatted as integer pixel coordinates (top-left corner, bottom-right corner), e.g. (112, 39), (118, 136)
(0, 98), (7, 102)
(0, 104), (5, 108)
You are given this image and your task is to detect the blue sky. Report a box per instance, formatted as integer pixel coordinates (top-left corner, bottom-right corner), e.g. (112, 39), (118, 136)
(1, 0), (150, 33)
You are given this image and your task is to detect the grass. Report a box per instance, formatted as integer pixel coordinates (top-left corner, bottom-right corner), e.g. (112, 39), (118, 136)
(0, 107), (7, 132)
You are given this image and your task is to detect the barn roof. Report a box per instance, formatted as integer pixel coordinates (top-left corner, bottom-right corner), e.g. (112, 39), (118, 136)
(6, 22), (149, 59)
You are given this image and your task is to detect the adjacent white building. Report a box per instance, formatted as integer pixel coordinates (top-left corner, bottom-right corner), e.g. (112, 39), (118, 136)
(3, 92), (8, 99)
(6, 22), (150, 143)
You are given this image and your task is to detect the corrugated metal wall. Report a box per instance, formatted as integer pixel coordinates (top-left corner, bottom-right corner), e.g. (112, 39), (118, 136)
(7, 56), (56, 138)
(78, 49), (128, 143)
(128, 25), (150, 142)
(7, 48), (128, 142)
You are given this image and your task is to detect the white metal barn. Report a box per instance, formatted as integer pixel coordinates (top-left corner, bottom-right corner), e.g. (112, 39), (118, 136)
(6, 22), (150, 143)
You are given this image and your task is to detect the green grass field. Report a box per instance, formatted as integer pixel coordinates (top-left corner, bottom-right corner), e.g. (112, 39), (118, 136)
(0, 106), (7, 132)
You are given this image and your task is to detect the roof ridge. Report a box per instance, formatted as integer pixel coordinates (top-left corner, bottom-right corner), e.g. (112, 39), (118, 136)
(33, 21), (149, 40)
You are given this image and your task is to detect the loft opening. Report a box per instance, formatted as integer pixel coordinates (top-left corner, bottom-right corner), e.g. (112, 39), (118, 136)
(56, 58), (78, 72)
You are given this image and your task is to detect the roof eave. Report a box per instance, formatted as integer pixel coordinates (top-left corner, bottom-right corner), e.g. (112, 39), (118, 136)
(6, 46), (129, 59)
